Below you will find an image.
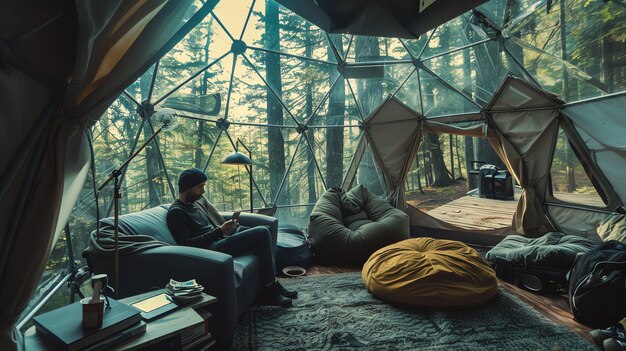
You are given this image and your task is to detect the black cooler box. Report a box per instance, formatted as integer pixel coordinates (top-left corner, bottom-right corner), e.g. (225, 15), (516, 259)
(478, 164), (514, 200)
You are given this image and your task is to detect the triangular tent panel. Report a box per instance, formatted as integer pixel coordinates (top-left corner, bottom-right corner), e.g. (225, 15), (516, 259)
(546, 206), (620, 243)
(485, 76), (561, 236)
(362, 97), (424, 206)
(561, 94), (626, 204)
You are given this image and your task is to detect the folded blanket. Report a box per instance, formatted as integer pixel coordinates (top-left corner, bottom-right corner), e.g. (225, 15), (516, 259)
(86, 228), (168, 256)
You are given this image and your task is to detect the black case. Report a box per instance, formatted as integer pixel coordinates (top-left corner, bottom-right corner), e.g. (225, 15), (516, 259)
(494, 257), (568, 295)
(478, 165), (514, 200)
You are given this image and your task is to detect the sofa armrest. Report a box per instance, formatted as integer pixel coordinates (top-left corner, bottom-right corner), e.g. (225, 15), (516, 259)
(221, 211), (278, 252)
(84, 246), (238, 343)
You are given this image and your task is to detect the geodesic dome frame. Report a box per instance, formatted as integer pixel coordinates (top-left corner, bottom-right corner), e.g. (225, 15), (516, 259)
(1, 0), (625, 348)
(85, 0), (624, 230)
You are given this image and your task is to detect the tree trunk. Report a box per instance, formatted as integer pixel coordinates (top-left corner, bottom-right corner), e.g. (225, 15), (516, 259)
(194, 122), (204, 169)
(416, 153), (423, 193)
(465, 136), (475, 189)
(423, 79), (451, 187)
(455, 135), (462, 180)
(195, 22), (212, 168)
(304, 23), (317, 203)
(422, 139), (432, 186)
(565, 133), (577, 192)
(355, 36), (385, 195)
(427, 133), (452, 187)
(476, 138), (505, 169)
(560, 0), (576, 192)
(116, 95), (138, 213)
(601, 22), (614, 94)
(140, 74), (161, 207)
(265, 1), (288, 205)
(449, 134), (455, 180)
(467, 21), (508, 171)
(461, 45), (475, 189)
(306, 129), (317, 203)
(325, 34), (345, 188)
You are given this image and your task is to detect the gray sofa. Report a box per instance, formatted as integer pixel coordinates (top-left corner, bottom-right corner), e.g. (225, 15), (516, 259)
(83, 204), (278, 346)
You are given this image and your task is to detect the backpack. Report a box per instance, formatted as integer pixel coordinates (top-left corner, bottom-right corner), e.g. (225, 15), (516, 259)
(276, 224), (312, 274)
(568, 240), (626, 327)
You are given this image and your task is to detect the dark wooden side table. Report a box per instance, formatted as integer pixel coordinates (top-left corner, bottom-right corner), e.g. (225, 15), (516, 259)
(24, 292), (217, 350)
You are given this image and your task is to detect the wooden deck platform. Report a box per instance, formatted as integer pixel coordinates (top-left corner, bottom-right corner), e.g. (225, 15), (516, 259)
(426, 193), (519, 230)
(426, 190), (604, 231)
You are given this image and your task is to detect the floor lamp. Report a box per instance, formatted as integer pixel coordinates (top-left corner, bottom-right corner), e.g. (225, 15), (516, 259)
(222, 138), (253, 213)
(97, 108), (178, 297)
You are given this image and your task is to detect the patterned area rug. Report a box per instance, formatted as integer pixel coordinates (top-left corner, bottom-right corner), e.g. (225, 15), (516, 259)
(231, 272), (595, 351)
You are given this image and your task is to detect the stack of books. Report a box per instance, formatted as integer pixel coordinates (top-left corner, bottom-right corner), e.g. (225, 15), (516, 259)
(33, 298), (145, 351)
(165, 278), (204, 304)
(181, 307), (215, 351)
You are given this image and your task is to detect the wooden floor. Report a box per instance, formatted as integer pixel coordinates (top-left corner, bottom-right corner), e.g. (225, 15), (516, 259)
(498, 280), (593, 343)
(297, 189), (607, 343)
(422, 192), (601, 341)
(300, 265), (593, 343)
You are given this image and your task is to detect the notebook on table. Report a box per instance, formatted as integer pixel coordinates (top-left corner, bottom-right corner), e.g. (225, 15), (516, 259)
(33, 298), (142, 351)
(129, 290), (180, 321)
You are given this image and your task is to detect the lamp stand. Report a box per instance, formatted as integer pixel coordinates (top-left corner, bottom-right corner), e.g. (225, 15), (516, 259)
(237, 139), (254, 213)
(246, 163), (253, 213)
(97, 127), (164, 298)
(222, 138), (255, 213)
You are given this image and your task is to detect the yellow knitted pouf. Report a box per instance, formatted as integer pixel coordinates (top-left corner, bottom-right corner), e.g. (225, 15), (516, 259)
(362, 237), (498, 307)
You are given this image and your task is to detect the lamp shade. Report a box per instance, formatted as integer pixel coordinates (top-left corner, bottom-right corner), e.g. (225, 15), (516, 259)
(222, 151), (252, 165)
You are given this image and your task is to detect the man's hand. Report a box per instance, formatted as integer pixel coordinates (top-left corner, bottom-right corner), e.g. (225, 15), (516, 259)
(220, 219), (238, 236)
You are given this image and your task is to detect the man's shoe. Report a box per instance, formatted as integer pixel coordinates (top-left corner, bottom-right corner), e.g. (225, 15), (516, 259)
(259, 282), (293, 307)
(604, 338), (626, 351)
(591, 325), (626, 349)
(276, 281), (298, 299)
(259, 293), (293, 307)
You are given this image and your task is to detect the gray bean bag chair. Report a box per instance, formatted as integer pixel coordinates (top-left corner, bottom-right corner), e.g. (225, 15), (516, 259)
(308, 185), (409, 264)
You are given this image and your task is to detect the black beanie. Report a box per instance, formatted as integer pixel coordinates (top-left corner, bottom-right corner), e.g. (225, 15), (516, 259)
(178, 168), (208, 193)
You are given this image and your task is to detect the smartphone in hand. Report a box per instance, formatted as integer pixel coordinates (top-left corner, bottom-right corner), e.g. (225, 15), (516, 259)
(231, 211), (241, 221)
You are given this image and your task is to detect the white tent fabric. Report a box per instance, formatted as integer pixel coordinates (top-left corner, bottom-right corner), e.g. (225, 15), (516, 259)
(352, 77), (565, 236)
(561, 94), (626, 204)
(484, 77), (561, 236)
(0, 1), (207, 348)
(361, 97), (424, 208)
(345, 98), (496, 210)
(54, 132), (92, 246)
(546, 205), (618, 242)
(342, 76), (625, 242)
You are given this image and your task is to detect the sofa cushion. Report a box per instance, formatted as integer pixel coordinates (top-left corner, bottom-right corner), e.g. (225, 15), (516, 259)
(485, 232), (597, 270)
(100, 205), (177, 245)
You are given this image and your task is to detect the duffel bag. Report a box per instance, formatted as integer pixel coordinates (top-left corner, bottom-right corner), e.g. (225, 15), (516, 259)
(568, 240), (626, 327)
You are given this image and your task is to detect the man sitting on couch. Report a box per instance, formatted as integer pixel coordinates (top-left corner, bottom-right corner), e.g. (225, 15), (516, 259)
(167, 168), (297, 307)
